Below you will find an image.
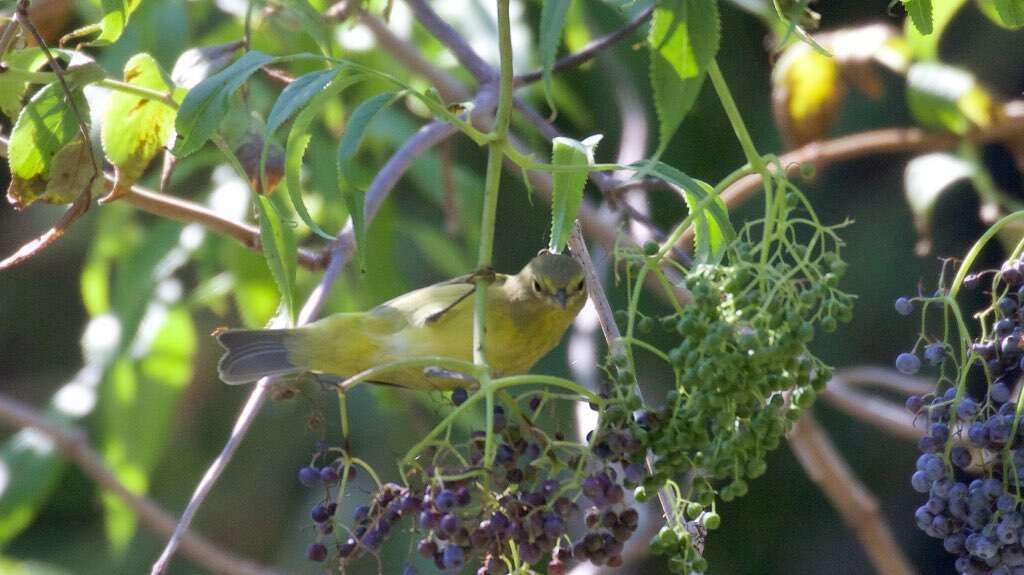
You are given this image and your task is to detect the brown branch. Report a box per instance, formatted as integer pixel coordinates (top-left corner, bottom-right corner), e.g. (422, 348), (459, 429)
(0, 392), (278, 575)
(680, 111), (1024, 248)
(402, 0), (495, 84)
(0, 136), (328, 271)
(513, 5), (654, 86)
(789, 412), (918, 575)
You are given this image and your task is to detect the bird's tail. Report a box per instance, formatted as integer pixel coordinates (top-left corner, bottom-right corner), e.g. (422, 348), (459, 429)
(216, 329), (305, 385)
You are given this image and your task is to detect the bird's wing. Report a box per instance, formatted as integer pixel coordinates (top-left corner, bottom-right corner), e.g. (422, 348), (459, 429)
(372, 273), (509, 327)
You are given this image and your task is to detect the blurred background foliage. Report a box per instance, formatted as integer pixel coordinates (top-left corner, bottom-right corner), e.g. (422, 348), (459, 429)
(0, 0), (1023, 573)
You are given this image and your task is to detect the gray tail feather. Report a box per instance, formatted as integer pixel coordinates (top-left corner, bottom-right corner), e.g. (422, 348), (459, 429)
(216, 329), (303, 385)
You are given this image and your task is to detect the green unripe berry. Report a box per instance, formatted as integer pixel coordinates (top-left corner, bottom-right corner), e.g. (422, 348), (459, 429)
(692, 558), (709, 571)
(685, 502), (704, 519)
(643, 240), (660, 256)
(821, 316), (838, 333)
(702, 511), (721, 530)
(634, 486), (649, 503)
(658, 526), (679, 547)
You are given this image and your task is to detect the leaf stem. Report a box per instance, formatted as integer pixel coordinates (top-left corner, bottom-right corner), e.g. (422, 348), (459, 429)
(97, 78), (179, 109)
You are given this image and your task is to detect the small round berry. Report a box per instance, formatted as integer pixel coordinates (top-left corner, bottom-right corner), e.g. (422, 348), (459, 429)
(923, 344), (944, 366)
(642, 240), (660, 256)
(311, 504), (330, 523)
(298, 466), (321, 488)
(703, 512), (721, 530)
(442, 545), (465, 570)
(451, 388), (468, 406)
(894, 297), (913, 316)
(306, 543), (328, 562)
(905, 395), (925, 414)
(895, 352), (921, 375)
(320, 465), (339, 484)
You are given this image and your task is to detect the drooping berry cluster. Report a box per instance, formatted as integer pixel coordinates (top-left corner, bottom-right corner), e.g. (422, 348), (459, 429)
(901, 255), (1024, 574)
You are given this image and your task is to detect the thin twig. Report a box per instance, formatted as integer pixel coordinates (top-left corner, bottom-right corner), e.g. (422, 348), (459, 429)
(0, 393), (278, 575)
(0, 136), (328, 271)
(789, 412), (918, 575)
(151, 93), (496, 575)
(513, 5), (654, 86)
(0, 184), (91, 270)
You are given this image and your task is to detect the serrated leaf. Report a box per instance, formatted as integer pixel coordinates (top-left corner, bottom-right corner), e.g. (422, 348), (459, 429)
(907, 62), (992, 134)
(539, 0), (571, 112)
(44, 139), (105, 204)
(0, 49), (49, 120)
(284, 74), (367, 239)
(649, 0), (720, 155)
(904, 152), (973, 254)
(771, 42), (844, 146)
(548, 135), (600, 254)
(906, 0), (967, 59)
(337, 92), (403, 269)
(174, 51), (276, 157)
(256, 195), (298, 322)
(903, 0), (934, 34)
(280, 0), (334, 56)
(101, 306), (195, 552)
(642, 160), (734, 262)
(102, 54), (177, 194)
(978, 0), (1024, 28)
(6, 82), (91, 208)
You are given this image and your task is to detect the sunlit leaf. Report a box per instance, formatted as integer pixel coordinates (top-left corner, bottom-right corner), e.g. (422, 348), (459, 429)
(642, 160), (734, 263)
(174, 51), (276, 157)
(63, 0), (143, 46)
(279, 0), (334, 56)
(0, 49), (49, 120)
(649, 0), (720, 155)
(256, 195), (299, 322)
(101, 54), (178, 195)
(771, 42), (844, 146)
(6, 83), (91, 209)
(907, 62), (993, 134)
(904, 152), (974, 254)
(171, 41), (245, 89)
(548, 135), (601, 254)
(906, 0), (968, 59)
(902, 0), (934, 34)
(977, 0), (1024, 28)
(337, 92), (403, 269)
(539, 0), (571, 112)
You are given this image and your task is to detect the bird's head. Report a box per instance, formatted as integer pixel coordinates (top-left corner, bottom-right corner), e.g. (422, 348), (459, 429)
(518, 251), (588, 312)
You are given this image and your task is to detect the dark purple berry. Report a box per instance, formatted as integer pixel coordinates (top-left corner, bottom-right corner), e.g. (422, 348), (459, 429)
(895, 297), (913, 316)
(306, 543), (328, 562)
(435, 490), (456, 512)
(451, 388), (468, 406)
(320, 465), (340, 484)
(896, 352), (921, 375)
(311, 504), (330, 523)
(442, 545), (465, 570)
(298, 466), (320, 488)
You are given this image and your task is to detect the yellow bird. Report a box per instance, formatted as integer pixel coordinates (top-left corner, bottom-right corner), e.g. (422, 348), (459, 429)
(216, 252), (588, 389)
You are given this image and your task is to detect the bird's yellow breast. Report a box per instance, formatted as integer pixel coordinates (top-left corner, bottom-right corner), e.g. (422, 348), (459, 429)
(286, 280), (580, 390)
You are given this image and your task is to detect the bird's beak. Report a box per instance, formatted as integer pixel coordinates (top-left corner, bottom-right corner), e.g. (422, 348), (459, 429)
(553, 289), (568, 309)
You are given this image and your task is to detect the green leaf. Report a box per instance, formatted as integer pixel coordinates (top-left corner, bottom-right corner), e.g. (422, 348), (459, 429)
(279, 0), (335, 56)
(6, 82), (91, 208)
(101, 54), (177, 194)
(0, 421), (69, 543)
(62, 0), (143, 46)
(643, 160), (734, 262)
(101, 307), (195, 552)
(906, 62), (993, 134)
(649, 0), (720, 155)
(548, 135), (601, 254)
(906, 0), (967, 59)
(903, 0), (934, 34)
(0, 49), (49, 120)
(174, 51), (276, 157)
(44, 139), (105, 205)
(337, 92), (403, 269)
(255, 195), (298, 322)
(284, 73), (367, 239)
(771, 42), (844, 146)
(266, 69), (340, 135)
(977, 0), (1024, 28)
(539, 0), (571, 112)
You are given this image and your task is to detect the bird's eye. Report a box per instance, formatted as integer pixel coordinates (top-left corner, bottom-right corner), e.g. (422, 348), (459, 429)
(533, 279), (542, 292)
(575, 279), (585, 292)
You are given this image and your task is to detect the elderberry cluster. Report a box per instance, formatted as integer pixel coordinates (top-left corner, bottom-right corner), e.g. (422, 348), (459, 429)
(900, 255), (1024, 574)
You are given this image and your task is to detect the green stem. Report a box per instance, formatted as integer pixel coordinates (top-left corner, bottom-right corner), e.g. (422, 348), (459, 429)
(949, 211), (1024, 298)
(707, 62), (765, 174)
(97, 79), (179, 109)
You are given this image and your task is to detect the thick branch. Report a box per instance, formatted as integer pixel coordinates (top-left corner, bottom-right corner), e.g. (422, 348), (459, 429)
(789, 413), (918, 575)
(513, 5), (654, 86)
(0, 393), (277, 575)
